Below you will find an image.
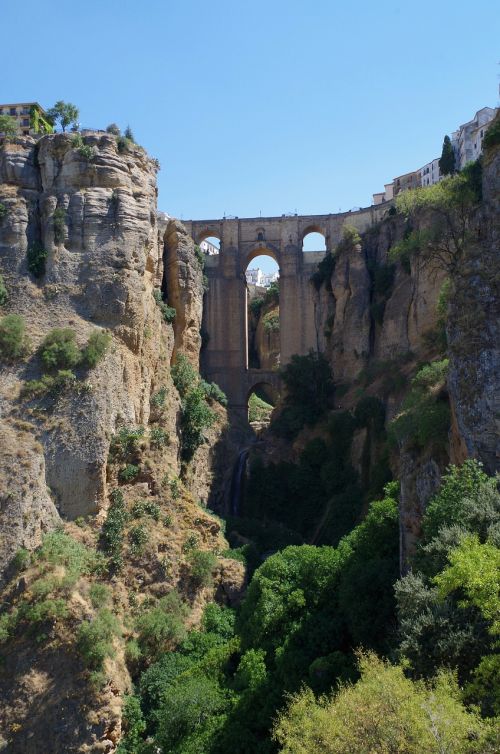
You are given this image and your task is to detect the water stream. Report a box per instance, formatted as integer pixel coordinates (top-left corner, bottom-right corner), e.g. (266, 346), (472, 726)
(229, 448), (250, 516)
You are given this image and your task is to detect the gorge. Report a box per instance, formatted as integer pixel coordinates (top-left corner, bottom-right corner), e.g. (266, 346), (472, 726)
(0, 121), (499, 752)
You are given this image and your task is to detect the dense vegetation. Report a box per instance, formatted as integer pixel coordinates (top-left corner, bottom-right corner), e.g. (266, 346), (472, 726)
(116, 460), (499, 753)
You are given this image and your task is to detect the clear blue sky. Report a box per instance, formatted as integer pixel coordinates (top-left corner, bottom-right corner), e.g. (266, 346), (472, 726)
(3, 0), (499, 225)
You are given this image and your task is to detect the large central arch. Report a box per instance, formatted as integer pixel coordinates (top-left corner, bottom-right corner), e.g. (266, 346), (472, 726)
(184, 208), (386, 415)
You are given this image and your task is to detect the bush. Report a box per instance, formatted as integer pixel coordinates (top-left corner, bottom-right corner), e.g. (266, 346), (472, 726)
(40, 328), (80, 370)
(180, 385), (215, 460)
(131, 498), (160, 521)
(52, 207), (66, 244)
(0, 202), (8, 225)
(389, 359), (450, 449)
(77, 608), (121, 670)
(263, 312), (280, 333)
(200, 379), (228, 406)
(136, 591), (189, 660)
(152, 289), (176, 324)
(119, 464), (140, 483)
(27, 242), (48, 278)
(101, 489), (129, 570)
(151, 386), (167, 408)
(188, 549), (218, 588)
(81, 331), (111, 368)
(106, 123), (121, 136)
(116, 135), (134, 153)
(129, 524), (149, 555)
(22, 369), (77, 398)
(109, 426), (145, 461)
(89, 583), (111, 609)
(150, 426), (169, 448)
(0, 273), (7, 306)
(171, 353), (198, 398)
(0, 314), (29, 360)
(249, 297), (264, 316)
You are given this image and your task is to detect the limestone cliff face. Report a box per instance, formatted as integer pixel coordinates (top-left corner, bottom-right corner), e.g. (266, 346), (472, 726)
(322, 220), (444, 386)
(163, 216), (203, 365)
(0, 133), (212, 579)
(447, 146), (500, 474)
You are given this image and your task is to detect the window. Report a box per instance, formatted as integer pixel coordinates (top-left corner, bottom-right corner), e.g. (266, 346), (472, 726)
(22, 107), (30, 115)
(22, 118), (29, 127)
(9, 107), (17, 116)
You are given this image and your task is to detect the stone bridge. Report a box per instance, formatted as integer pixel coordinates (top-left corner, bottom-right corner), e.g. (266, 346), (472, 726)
(183, 206), (388, 415)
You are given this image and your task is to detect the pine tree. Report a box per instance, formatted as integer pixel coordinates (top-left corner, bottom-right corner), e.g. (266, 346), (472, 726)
(439, 135), (456, 175)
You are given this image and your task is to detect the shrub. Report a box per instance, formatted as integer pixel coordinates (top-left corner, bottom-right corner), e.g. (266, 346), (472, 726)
(106, 123), (121, 136)
(183, 531), (200, 552)
(200, 379), (228, 406)
(389, 359), (450, 449)
(263, 312), (280, 332)
(119, 464), (140, 483)
(52, 207), (66, 244)
(188, 549), (217, 588)
(77, 608), (121, 670)
(151, 386), (167, 408)
(180, 385), (215, 460)
(116, 135), (133, 153)
(136, 591), (189, 660)
(89, 583), (111, 609)
(81, 331), (111, 368)
(152, 289), (176, 323)
(422, 460), (494, 542)
(150, 427), (169, 448)
(171, 353), (198, 398)
(273, 351), (333, 437)
(109, 426), (145, 461)
(27, 242), (48, 278)
(131, 498), (160, 521)
(40, 328), (80, 370)
(0, 273), (7, 306)
(129, 524), (149, 555)
(22, 369), (77, 398)
(0, 314), (29, 360)
(249, 297), (264, 316)
(0, 202), (7, 224)
(101, 489), (129, 570)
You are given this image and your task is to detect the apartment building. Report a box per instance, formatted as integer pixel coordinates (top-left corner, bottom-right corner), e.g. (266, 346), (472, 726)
(0, 102), (53, 136)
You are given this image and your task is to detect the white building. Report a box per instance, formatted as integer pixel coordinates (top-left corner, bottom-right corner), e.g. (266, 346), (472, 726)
(451, 107), (497, 170)
(200, 239), (219, 255)
(419, 157), (442, 187)
(262, 271), (279, 287)
(245, 268), (279, 287)
(246, 268), (264, 286)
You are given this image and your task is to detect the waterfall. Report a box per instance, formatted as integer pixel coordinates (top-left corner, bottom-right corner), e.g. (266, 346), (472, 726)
(230, 449), (249, 516)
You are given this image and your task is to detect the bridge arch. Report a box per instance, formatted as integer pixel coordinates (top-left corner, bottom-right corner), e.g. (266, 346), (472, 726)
(245, 242), (280, 268)
(302, 226), (327, 252)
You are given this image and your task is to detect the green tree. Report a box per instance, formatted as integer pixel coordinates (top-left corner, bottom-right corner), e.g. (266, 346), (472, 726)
(274, 653), (491, 754)
(106, 123), (121, 136)
(46, 101), (79, 132)
(0, 114), (18, 139)
(439, 134), (456, 175)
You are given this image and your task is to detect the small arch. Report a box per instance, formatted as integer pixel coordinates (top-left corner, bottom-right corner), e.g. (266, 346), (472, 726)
(197, 234), (220, 255)
(247, 382), (279, 430)
(302, 226), (327, 252)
